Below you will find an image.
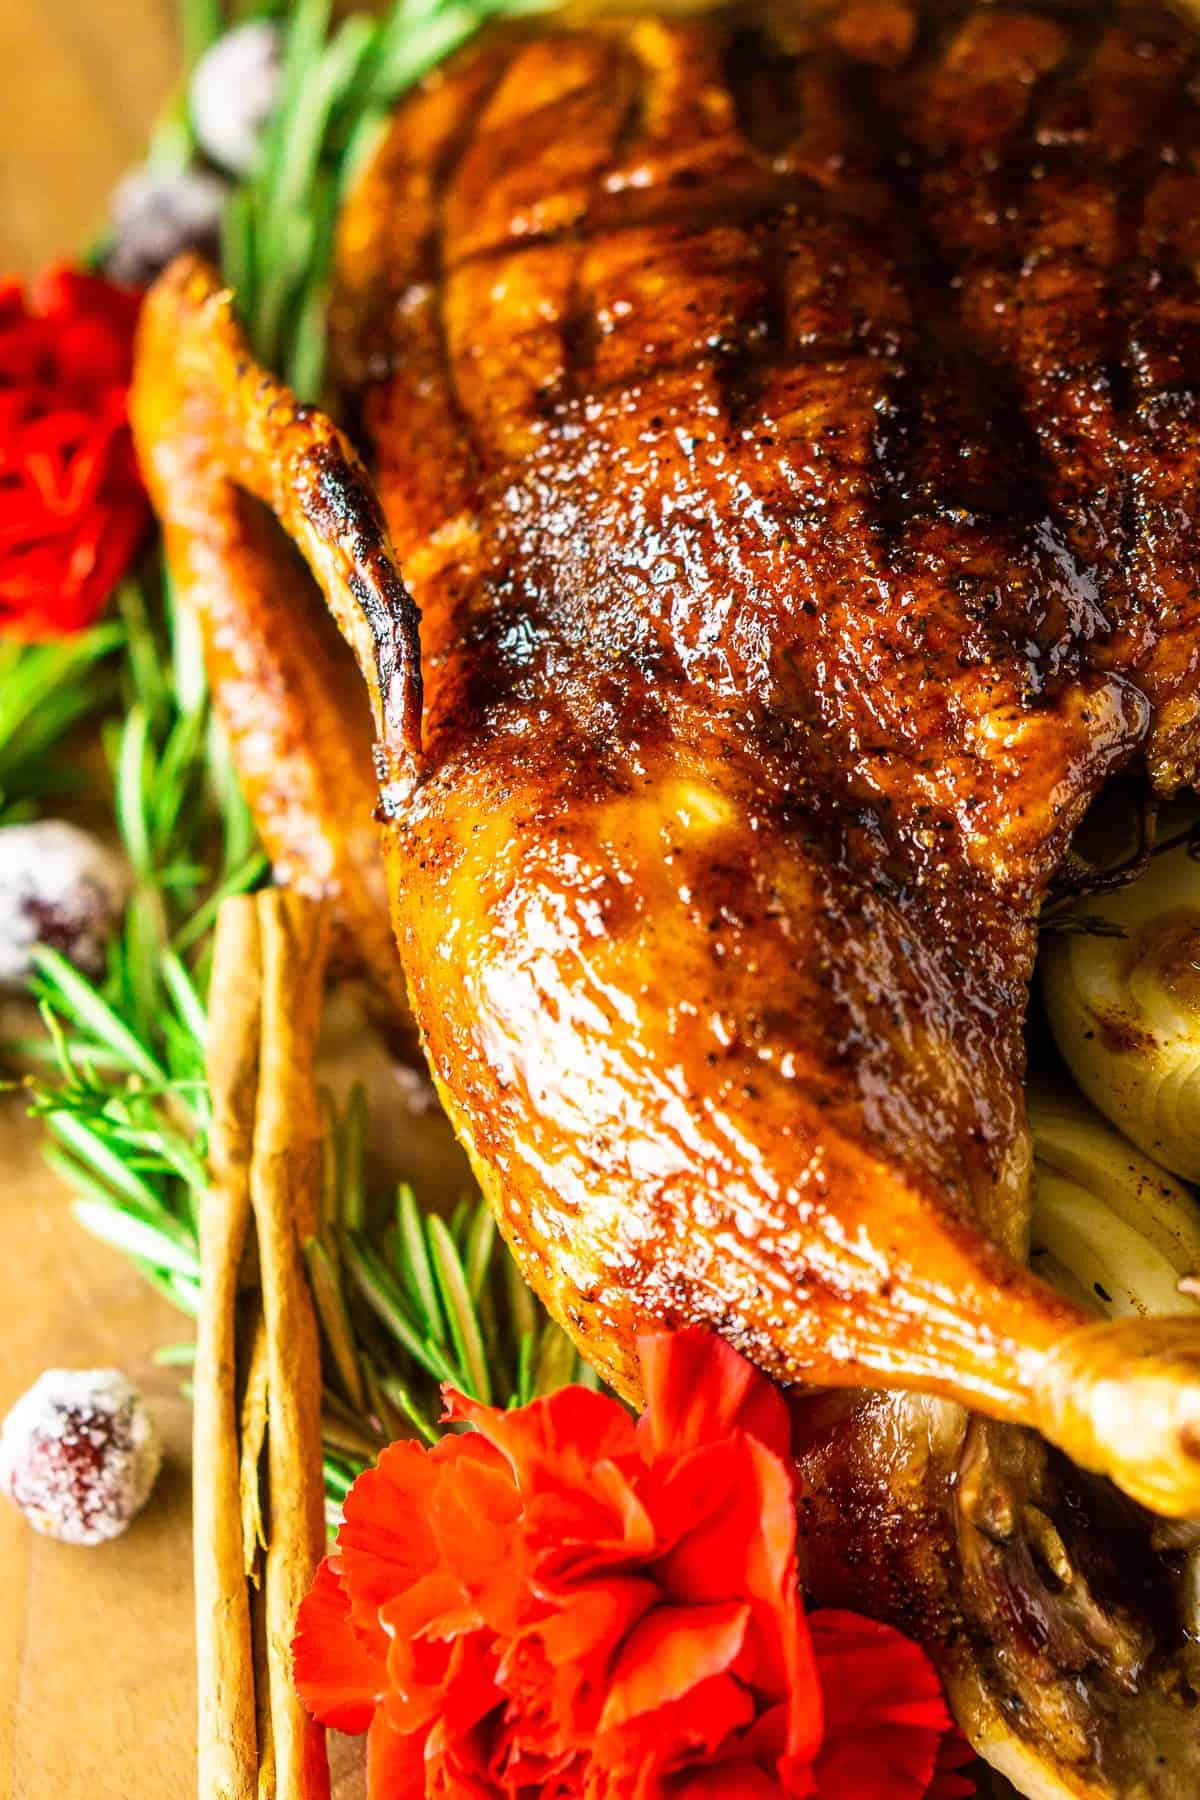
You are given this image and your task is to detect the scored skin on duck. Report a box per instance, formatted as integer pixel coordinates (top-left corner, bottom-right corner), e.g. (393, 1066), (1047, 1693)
(325, 6), (1200, 1790)
(331, 0), (1177, 1392)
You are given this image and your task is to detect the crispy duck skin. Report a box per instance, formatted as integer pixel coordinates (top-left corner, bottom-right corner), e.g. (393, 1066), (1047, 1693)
(131, 1), (1200, 1789)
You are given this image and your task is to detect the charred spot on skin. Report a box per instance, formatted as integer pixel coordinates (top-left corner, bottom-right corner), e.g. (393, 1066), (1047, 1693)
(304, 442), (386, 556)
(347, 567), (381, 620)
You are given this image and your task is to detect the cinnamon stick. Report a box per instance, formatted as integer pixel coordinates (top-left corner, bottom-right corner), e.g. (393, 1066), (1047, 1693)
(240, 1308), (270, 1581)
(196, 897), (262, 1800)
(251, 890), (332, 1800)
(252, 1577), (277, 1800)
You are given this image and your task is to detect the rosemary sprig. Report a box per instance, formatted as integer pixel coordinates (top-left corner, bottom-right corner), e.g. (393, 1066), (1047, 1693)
(22, 560), (263, 1319)
(315, 1086), (596, 1508)
(178, 0), (226, 73)
(0, 626), (123, 824)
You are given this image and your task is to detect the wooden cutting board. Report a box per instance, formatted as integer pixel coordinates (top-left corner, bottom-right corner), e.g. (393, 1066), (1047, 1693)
(0, 1083), (197, 1798)
(0, 0), (176, 274)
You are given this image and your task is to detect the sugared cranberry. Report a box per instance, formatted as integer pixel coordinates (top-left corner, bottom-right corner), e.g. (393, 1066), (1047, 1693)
(105, 167), (229, 288)
(0, 1369), (162, 1545)
(0, 820), (127, 989)
(190, 22), (282, 177)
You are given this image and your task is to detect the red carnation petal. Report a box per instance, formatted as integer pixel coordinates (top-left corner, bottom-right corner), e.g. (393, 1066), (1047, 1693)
(650, 1437), (796, 1607)
(527, 1461), (657, 1590)
(440, 1629), (505, 1740)
(667, 1762), (794, 1800)
(293, 1557), (384, 1734)
(637, 1327), (794, 1469)
(649, 1436), (822, 1766)
(601, 1600), (750, 1730)
(431, 1440), (528, 1632)
(808, 1611), (952, 1799)
(927, 1732), (977, 1798)
(385, 1624), (502, 1752)
(495, 1579), (656, 1776)
(444, 1382), (638, 1496)
(487, 1695), (587, 1799)
(338, 1440), (441, 1639)
(339, 1435), (504, 1645)
(524, 1571), (658, 1669)
(598, 1669), (760, 1789)
(367, 1706), (428, 1795)
(381, 1568), (494, 1733)
(0, 264), (145, 639)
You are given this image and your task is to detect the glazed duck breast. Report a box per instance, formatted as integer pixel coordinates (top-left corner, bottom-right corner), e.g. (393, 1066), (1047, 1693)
(132, 0), (1200, 1791)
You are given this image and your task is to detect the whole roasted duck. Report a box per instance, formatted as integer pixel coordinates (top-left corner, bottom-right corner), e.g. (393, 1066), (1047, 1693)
(132, 1), (1200, 1791)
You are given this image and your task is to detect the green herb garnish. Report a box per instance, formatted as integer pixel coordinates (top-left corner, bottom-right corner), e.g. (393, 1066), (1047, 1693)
(0, 626), (122, 825)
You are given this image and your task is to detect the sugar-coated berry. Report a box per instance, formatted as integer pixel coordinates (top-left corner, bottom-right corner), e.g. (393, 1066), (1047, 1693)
(106, 167), (229, 288)
(190, 22), (283, 177)
(0, 820), (128, 989)
(0, 1369), (162, 1546)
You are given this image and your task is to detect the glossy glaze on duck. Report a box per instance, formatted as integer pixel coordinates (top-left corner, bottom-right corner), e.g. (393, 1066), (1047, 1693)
(131, 1), (1200, 1790)
(325, 0), (1200, 1496)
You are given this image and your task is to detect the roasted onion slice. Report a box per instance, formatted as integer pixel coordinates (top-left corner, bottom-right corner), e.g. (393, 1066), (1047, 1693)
(1043, 844), (1200, 1183)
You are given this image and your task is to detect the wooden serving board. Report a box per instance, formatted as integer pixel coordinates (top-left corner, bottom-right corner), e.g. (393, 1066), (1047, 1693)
(0, 0), (176, 275)
(0, 18), (198, 1792)
(0, 20), (430, 1792)
(0, 1085), (375, 1799)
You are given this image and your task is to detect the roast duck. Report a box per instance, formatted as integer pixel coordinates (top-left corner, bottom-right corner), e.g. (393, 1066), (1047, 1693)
(132, 0), (1200, 1790)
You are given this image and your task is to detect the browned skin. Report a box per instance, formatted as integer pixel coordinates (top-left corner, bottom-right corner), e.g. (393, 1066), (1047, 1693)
(132, 1), (1200, 1790)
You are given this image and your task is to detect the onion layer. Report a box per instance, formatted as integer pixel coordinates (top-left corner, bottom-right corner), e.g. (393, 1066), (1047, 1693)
(1041, 843), (1200, 1181)
(1031, 1087), (1200, 1321)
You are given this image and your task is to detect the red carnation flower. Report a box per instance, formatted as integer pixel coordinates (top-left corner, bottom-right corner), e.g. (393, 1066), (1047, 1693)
(0, 265), (147, 637)
(294, 1327), (969, 1798)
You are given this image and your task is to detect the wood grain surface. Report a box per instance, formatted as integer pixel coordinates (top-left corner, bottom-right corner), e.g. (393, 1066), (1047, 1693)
(0, 1079), (197, 1800)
